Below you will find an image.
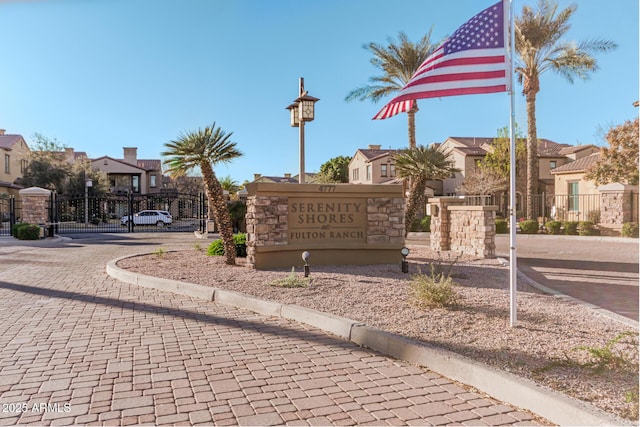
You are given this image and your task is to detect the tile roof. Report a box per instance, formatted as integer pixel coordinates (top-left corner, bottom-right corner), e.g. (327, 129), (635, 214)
(0, 134), (24, 150)
(557, 144), (597, 155)
(448, 136), (571, 157)
(551, 153), (600, 174)
(136, 159), (161, 171)
(358, 148), (398, 161)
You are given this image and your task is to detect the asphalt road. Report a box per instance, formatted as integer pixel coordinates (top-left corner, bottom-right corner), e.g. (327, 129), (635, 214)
(495, 234), (639, 322)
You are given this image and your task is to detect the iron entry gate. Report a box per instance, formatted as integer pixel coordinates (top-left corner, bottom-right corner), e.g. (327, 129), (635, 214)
(0, 196), (20, 236)
(52, 192), (207, 234)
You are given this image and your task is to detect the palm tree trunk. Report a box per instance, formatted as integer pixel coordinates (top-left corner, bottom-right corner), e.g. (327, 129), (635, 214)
(525, 92), (539, 220)
(201, 163), (236, 265)
(407, 101), (419, 149)
(404, 176), (426, 234)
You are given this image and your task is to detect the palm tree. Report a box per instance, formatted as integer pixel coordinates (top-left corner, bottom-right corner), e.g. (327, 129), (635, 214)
(515, 0), (617, 219)
(345, 30), (440, 148)
(394, 145), (459, 233)
(162, 123), (242, 265)
(219, 175), (240, 195)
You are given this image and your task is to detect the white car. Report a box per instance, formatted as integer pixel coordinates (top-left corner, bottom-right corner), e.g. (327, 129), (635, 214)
(121, 210), (173, 227)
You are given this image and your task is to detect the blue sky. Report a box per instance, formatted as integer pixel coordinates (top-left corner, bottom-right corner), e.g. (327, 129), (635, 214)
(1, 0), (638, 184)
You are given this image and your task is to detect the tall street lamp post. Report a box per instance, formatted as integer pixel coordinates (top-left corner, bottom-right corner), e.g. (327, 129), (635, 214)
(286, 77), (319, 184)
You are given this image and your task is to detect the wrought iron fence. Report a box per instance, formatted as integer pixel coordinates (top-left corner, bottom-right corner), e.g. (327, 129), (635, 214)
(52, 192), (208, 234)
(0, 196), (20, 236)
(462, 192), (639, 224)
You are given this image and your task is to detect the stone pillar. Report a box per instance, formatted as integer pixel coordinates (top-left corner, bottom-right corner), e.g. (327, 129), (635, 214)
(448, 205), (497, 258)
(19, 187), (51, 225)
(245, 195), (289, 267)
(598, 183), (639, 226)
(429, 197), (465, 252)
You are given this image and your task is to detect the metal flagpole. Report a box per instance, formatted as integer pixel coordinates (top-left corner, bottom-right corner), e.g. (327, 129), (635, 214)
(508, 0), (518, 327)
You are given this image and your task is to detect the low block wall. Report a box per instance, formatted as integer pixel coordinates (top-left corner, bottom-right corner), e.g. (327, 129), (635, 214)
(245, 183), (405, 269)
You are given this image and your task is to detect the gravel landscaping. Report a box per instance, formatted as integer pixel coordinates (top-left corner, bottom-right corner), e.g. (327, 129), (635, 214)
(117, 244), (639, 422)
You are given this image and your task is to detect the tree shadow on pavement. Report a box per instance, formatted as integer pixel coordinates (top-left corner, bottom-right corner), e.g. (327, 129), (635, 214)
(0, 280), (362, 352)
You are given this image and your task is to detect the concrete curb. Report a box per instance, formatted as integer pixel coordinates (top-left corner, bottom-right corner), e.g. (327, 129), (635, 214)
(496, 257), (639, 329)
(106, 254), (632, 427)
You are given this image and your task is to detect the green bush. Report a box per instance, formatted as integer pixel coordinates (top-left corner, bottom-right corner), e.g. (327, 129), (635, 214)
(622, 222), (639, 238)
(578, 221), (598, 236)
(519, 220), (539, 234)
(409, 215), (431, 232)
(207, 233), (247, 257)
(420, 215), (431, 232)
(14, 223), (40, 240)
(563, 221), (579, 235)
(545, 220), (562, 235)
(495, 219), (508, 234)
(11, 223), (22, 237)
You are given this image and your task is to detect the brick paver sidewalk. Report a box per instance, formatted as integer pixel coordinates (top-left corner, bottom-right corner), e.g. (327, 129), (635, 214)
(0, 235), (544, 426)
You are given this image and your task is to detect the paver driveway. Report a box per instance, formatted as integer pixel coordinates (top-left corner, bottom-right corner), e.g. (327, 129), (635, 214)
(0, 234), (543, 426)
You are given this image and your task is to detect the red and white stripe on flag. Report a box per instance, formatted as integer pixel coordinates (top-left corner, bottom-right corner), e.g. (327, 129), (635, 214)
(372, 100), (414, 120)
(374, 0), (509, 120)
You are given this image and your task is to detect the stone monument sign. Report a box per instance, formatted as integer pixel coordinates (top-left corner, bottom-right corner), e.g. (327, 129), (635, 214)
(245, 183), (405, 269)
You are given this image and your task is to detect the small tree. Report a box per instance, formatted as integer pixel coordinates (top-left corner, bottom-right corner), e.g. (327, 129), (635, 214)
(21, 133), (70, 192)
(458, 168), (507, 195)
(480, 125), (526, 183)
(586, 118), (639, 185)
(318, 155), (351, 183)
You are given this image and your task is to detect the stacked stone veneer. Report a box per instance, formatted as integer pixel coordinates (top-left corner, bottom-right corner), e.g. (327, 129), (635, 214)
(245, 190), (405, 268)
(246, 196), (289, 264)
(430, 197), (497, 258)
(19, 187), (51, 225)
(598, 183), (638, 225)
(366, 197), (405, 245)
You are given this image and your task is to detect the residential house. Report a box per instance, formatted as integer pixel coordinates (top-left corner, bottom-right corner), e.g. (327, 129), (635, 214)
(0, 129), (30, 196)
(251, 172), (319, 184)
(79, 147), (162, 195)
(348, 145), (401, 185)
(549, 152), (602, 222)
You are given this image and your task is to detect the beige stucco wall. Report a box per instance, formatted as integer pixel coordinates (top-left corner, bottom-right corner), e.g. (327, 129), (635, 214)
(1, 137), (30, 192)
(554, 171), (599, 195)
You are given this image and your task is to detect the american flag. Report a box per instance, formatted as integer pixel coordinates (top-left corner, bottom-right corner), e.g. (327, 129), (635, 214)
(374, 0), (509, 120)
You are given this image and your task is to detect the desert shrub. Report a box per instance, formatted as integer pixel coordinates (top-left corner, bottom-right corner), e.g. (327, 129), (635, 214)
(545, 220), (562, 235)
(519, 220), (539, 234)
(409, 266), (458, 309)
(563, 221), (579, 235)
(15, 223), (40, 240)
(152, 247), (167, 257)
(578, 221), (598, 236)
(207, 233), (247, 257)
(270, 267), (309, 288)
(495, 219), (508, 234)
(587, 209), (601, 224)
(622, 222), (639, 238)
